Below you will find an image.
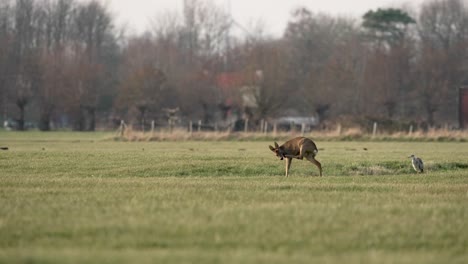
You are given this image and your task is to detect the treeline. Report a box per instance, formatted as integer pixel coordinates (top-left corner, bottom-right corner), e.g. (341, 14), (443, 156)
(1, 0), (468, 131)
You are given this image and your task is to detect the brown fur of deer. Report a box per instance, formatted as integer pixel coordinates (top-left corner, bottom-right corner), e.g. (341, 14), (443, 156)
(269, 137), (322, 177)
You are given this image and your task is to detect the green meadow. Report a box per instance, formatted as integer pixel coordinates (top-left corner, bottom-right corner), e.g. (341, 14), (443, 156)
(1, 132), (467, 263)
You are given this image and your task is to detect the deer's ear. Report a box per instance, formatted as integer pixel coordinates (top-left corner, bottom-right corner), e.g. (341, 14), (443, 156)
(274, 142), (279, 148)
(269, 145), (275, 151)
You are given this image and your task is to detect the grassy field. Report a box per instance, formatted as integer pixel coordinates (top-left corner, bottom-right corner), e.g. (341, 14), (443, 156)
(1, 131), (467, 263)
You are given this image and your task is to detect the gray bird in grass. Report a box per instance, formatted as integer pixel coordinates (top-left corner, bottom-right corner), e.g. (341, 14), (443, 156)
(409, 154), (424, 173)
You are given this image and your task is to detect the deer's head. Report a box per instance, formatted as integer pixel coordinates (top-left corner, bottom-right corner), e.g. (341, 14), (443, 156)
(269, 142), (285, 160)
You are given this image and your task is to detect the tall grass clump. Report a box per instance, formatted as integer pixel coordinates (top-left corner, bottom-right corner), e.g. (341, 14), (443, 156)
(111, 127), (468, 142)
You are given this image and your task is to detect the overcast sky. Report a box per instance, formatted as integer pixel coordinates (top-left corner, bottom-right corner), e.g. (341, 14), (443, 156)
(107, 0), (427, 36)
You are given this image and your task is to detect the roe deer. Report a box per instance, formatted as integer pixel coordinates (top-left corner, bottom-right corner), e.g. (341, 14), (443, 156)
(269, 137), (322, 177)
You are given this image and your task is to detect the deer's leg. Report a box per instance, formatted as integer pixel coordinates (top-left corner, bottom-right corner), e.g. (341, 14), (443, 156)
(283, 146), (305, 160)
(284, 149), (303, 160)
(306, 156), (322, 176)
(285, 157), (292, 177)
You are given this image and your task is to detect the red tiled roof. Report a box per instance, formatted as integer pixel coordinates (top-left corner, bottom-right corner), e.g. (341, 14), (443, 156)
(216, 72), (245, 90)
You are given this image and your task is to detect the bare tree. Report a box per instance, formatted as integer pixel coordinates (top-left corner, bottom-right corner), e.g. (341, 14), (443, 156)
(2, 0), (468, 131)
(241, 40), (290, 120)
(14, 74), (33, 130)
(284, 8), (361, 121)
(180, 0), (231, 64)
(414, 47), (449, 126)
(419, 0), (468, 52)
(0, 1), (13, 123)
(148, 0), (234, 123)
(68, 0), (115, 130)
(417, 0), (468, 125)
(115, 36), (168, 128)
(35, 0), (75, 130)
(151, 11), (182, 75)
(10, 0), (42, 130)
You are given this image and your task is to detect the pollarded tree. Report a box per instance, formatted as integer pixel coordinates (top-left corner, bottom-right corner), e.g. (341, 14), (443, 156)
(36, 0), (75, 131)
(69, 0), (116, 131)
(116, 36), (168, 130)
(10, 0), (43, 130)
(14, 74), (32, 130)
(149, 0), (233, 123)
(117, 64), (167, 129)
(241, 40), (291, 120)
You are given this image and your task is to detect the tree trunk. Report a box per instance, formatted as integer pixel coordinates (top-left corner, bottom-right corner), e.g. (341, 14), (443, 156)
(316, 104), (330, 124)
(87, 107), (95, 131)
(424, 102), (436, 127)
(16, 98), (27, 131)
(17, 105), (25, 131)
(39, 113), (51, 131)
(384, 101), (396, 119)
(423, 93), (437, 127)
(39, 105), (54, 131)
(426, 109), (435, 127)
(73, 106), (86, 131)
(201, 102), (211, 124)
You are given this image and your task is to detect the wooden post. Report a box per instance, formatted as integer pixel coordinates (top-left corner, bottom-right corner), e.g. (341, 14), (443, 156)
(151, 120), (155, 136)
(260, 119), (265, 133)
(198, 120), (202, 133)
(273, 122), (277, 137)
(372, 122), (378, 138)
(408, 125), (413, 135)
(120, 120), (125, 137)
(189, 121), (193, 136)
(301, 123), (306, 136)
(244, 118), (249, 133)
(169, 119), (174, 134)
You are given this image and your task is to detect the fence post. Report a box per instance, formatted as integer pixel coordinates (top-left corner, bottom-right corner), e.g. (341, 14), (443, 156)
(168, 119), (174, 134)
(260, 119), (265, 133)
(264, 121), (268, 135)
(372, 122), (378, 138)
(198, 120), (202, 133)
(189, 121), (193, 137)
(120, 120), (125, 137)
(301, 123), (306, 136)
(244, 118), (249, 133)
(273, 122), (277, 137)
(408, 125), (413, 136)
(151, 120), (155, 136)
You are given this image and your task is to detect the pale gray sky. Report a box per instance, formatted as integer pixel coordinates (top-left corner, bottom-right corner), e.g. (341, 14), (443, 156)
(107, 0), (427, 36)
